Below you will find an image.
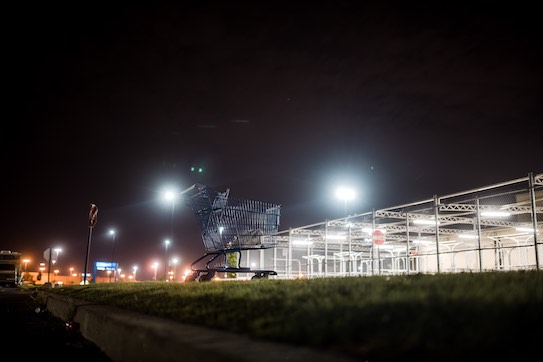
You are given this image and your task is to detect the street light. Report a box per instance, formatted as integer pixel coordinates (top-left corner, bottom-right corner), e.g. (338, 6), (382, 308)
(109, 229), (116, 282)
(163, 239), (170, 280)
(335, 186), (356, 216)
(22, 259), (30, 272)
(162, 188), (178, 278)
(171, 257), (179, 281)
(133, 265), (138, 281)
(53, 248), (62, 263)
(152, 262), (159, 281)
(49, 248), (62, 282)
(162, 189), (178, 245)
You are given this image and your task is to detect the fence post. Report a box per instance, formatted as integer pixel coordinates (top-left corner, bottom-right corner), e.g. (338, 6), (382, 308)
(528, 172), (540, 270)
(475, 198), (483, 272)
(371, 210), (376, 276)
(288, 228), (293, 278)
(324, 221), (329, 277)
(433, 195), (441, 273)
(405, 211), (411, 275)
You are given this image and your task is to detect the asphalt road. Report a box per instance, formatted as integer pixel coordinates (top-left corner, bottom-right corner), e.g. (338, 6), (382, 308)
(0, 286), (112, 361)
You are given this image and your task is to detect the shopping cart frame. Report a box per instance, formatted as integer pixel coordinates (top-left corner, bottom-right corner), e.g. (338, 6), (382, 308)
(180, 184), (281, 281)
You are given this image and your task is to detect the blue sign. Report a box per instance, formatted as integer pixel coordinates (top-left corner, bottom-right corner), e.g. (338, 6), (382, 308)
(95, 261), (118, 271)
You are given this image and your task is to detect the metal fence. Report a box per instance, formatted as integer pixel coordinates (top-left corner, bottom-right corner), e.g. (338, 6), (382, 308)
(240, 172), (542, 279)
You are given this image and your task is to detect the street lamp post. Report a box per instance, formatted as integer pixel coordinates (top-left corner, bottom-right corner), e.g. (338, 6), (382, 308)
(54, 248), (62, 263)
(162, 188), (178, 280)
(48, 248), (62, 283)
(171, 257), (179, 281)
(133, 265), (138, 281)
(163, 239), (170, 280)
(22, 259), (30, 272)
(109, 229), (116, 282)
(152, 262), (159, 281)
(336, 186), (356, 216)
(163, 189), (178, 240)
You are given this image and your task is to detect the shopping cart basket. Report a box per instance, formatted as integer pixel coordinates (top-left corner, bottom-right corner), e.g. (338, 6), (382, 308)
(180, 183), (281, 281)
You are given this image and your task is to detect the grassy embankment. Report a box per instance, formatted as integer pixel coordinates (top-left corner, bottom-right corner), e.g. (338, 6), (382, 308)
(32, 270), (543, 361)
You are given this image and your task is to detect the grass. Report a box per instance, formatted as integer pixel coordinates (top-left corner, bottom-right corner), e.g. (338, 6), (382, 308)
(29, 270), (543, 361)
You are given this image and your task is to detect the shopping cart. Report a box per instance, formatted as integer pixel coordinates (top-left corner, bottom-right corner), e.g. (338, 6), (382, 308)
(180, 183), (281, 281)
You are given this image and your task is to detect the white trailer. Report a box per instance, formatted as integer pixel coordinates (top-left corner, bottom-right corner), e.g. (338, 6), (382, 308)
(0, 250), (23, 287)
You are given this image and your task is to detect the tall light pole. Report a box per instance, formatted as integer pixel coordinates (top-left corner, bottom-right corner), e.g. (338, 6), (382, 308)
(109, 229), (116, 282)
(22, 259), (30, 272)
(133, 265), (138, 281)
(54, 248), (62, 263)
(152, 262), (159, 281)
(171, 257), (179, 281)
(335, 186), (356, 216)
(162, 188), (178, 276)
(49, 248), (62, 282)
(163, 189), (178, 234)
(163, 239), (170, 280)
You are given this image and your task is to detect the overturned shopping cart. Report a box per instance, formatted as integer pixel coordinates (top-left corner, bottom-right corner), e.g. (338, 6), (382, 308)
(180, 184), (281, 281)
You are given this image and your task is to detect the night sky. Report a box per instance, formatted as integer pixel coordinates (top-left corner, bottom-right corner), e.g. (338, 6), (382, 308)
(3, 1), (541, 280)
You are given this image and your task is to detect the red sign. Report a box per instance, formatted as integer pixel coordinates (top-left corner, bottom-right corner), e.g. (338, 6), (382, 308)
(372, 230), (385, 245)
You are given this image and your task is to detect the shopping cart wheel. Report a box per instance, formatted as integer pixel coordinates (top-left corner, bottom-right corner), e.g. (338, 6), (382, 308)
(185, 272), (199, 282)
(251, 272), (269, 280)
(198, 270), (216, 282)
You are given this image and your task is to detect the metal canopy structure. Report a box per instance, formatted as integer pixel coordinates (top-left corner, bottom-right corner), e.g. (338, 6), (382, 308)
(257, 172), (542, 279)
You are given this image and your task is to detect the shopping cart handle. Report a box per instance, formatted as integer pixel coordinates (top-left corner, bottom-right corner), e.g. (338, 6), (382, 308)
(179, 183), (204, 195)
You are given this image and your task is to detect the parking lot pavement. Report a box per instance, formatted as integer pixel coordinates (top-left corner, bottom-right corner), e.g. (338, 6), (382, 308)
(0, 286), (111, 361)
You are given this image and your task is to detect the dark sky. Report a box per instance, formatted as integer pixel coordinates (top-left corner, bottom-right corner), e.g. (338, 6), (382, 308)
(3, 1), (541, 280)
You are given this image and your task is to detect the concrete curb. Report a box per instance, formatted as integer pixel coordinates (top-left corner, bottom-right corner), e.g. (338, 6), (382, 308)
(40, 292), (357, 362)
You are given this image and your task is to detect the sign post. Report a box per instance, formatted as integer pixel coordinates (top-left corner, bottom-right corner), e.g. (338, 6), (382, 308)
(83, 203), (98, 285)
(372, 230), (385, 275)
